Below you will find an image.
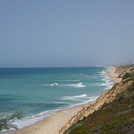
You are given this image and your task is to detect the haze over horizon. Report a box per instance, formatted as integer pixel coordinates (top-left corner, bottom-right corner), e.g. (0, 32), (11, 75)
(0, 0), (134, 67)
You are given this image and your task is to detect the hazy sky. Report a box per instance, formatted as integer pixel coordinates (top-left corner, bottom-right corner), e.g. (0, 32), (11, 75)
(0, 0), (134, 67)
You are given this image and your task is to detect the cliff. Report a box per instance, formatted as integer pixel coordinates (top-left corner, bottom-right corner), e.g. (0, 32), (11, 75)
(63, 65), (134, 134)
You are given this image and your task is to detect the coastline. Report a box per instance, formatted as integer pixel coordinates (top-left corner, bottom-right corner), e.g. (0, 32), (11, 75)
(107, 66), (121, 83)
(15, 101), (95, 134)
(2, 66), (118, 134)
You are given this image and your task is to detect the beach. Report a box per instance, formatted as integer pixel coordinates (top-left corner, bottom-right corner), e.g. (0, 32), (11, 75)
(8, 66), (117, 134)
(1, 66), (118, 134)
(2, 102), (94, 134)
(15, 101), (95, 134)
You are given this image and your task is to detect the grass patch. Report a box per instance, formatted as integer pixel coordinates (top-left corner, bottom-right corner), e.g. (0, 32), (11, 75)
(122, 73), (131, 80)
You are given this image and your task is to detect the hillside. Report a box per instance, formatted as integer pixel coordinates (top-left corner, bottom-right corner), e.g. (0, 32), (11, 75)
(64, 65), (134, 134)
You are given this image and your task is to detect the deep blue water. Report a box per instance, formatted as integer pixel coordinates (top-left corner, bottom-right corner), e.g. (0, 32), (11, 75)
(0, 67), (113, 128)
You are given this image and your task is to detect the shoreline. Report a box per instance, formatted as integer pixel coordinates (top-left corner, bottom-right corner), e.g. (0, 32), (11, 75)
(16, 101), (95, 134)
(2, 67), (118, 134)
(107, 66), (122, 83)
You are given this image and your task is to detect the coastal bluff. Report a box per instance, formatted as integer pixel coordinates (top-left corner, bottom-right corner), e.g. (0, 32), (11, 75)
(63, 65), (134, 134)
(82, 66), (134, 118)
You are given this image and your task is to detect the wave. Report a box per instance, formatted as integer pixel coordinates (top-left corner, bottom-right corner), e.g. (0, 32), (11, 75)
(40, 82), (86, 88)
(61, 94), (87, 101)
(42, 82), (86, 88)
(12, 114), (47, 129)
(65, 83), (86, 88)
(98, 70), (107, 76)
(98, 67), (110, 76)
(97, 68), (114, 90)
(12, 95), (98, 129)
(62, 96), (99, 109)
(49, 82), (86, 88)
(50, 83), (59, 86)
(60, 80), (80, 82)
(96, 81), (113, 89)
(12, 108), (60, 129)
(53, 101), (67, 104)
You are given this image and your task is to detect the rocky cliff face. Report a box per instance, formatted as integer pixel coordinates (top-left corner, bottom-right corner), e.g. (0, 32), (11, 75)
(115, 65), (134, 78)
(82, 65), (134, 118)
(83, 78), (134, 118)
(61, 65), (134, 134)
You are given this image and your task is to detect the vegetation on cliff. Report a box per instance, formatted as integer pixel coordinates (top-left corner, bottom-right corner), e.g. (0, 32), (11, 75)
(64, 66), (134, 134)
(0, 111), (22, 132)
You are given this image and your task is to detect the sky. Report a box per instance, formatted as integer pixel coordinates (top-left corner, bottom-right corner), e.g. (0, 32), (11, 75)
(0, 0), (134, 67)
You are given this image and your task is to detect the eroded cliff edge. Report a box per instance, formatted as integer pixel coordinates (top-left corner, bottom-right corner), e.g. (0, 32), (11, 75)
(62, 65), (134, 134)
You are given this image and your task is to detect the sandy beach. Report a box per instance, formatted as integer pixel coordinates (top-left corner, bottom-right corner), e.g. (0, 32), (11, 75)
(2, 66), (118, 134)
(15, 101), (95, 134)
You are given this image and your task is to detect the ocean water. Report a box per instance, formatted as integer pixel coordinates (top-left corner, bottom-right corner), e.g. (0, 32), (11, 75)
(0, 67), (113, 128)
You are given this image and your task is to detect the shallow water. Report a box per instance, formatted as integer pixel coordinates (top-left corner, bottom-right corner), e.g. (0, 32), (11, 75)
(0, 67), (113, 128)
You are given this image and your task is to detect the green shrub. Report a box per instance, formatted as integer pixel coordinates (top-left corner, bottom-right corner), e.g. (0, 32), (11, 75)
(0, 111), (22, 132)
(123, 73), (130, 79)
(123, 77), (134, 84)
(127, 83), (134, 92)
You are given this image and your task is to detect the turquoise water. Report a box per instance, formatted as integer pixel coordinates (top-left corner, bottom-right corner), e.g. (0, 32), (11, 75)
(0, 67), (113, 128)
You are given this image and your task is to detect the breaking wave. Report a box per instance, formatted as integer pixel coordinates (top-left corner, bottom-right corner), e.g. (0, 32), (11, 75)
(61, 94), (87, 101)
(97, 68), (114, 89)
(65, 83), (86, 88)
(41, 82), (86, 88)
(50, 83), (59, 86)
(60, 80), (80, 82)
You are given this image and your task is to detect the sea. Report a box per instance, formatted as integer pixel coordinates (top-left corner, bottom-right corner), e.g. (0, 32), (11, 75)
(0, 67), (113, 129)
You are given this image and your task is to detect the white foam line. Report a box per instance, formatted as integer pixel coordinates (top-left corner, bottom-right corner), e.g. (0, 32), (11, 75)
(61, 94), (87, 101)
(12, 94), (98, 129)
(12, 108), (61, 129)
(100, 67), (114, 90)
(64, 83), (86, 88)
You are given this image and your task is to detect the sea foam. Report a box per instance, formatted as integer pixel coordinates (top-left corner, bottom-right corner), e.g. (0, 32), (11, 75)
(12, 109), (60, 129)
(62, 94), (87, 101)
(98, 68), (114, 89)
(65, 82), (86, 88)
(60, 80), (80, 82)
(50, 83), (59, 86)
